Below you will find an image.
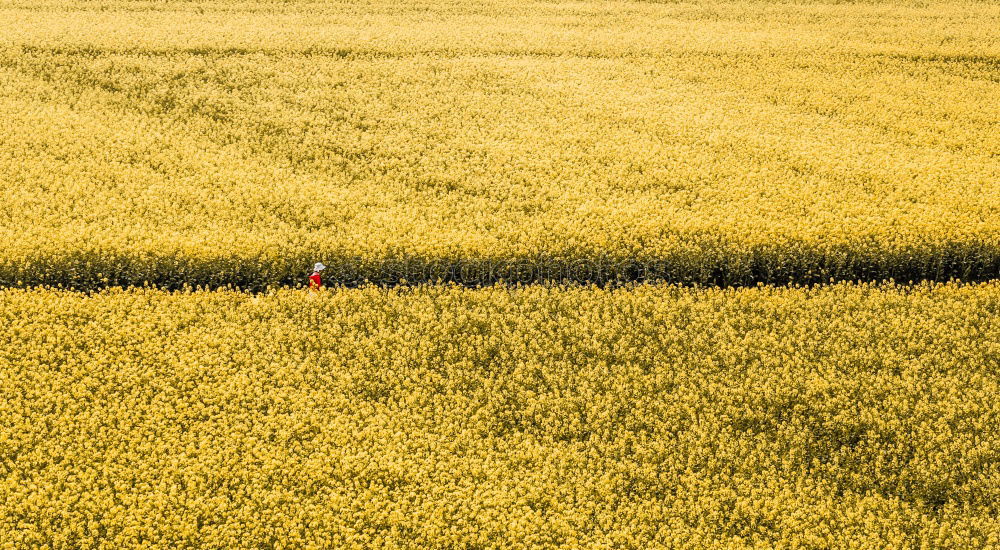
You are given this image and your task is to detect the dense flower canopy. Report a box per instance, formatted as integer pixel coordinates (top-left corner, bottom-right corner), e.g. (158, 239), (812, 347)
(0, 0), (998, 287)
(2, 283), (999, 548)
(2, 2), (998, 547)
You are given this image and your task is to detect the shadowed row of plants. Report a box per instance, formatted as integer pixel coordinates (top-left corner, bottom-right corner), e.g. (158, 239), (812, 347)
(2, 240), (998, 291)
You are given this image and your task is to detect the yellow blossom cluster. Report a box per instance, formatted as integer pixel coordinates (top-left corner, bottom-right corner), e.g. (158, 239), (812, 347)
(1, 0), (998, 288)
(1, 282), (998, 548)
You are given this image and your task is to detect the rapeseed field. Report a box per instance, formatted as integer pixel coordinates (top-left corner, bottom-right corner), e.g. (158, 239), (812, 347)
(1, 0), (998, 287)
(2, 1), (998, 547)
(2, 283), (998, 548)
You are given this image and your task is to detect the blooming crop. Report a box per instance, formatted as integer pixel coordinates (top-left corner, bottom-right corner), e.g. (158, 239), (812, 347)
(1, 283), (998, 548)
(0, 0), (997, 288)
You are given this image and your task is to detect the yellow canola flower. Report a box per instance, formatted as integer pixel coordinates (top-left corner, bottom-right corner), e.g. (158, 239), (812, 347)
(0, 282), (998, 548)
(0, 0), (998, 287)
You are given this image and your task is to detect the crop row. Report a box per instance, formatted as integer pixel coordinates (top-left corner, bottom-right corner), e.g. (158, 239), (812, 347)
(2, 242), (999, 291)
(1, 282), (998, 548)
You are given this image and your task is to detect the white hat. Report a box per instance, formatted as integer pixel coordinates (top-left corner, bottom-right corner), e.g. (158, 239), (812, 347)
(314, 262), (326, 272)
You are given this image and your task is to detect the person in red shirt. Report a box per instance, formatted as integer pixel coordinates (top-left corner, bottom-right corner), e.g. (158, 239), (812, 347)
(309, 262), (326, 290)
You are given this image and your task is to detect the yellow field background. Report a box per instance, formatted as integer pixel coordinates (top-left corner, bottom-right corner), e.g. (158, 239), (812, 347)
(3, 1), (1000, 547)
(2, 283), (999, 548)
(1, 0), (998, 287)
